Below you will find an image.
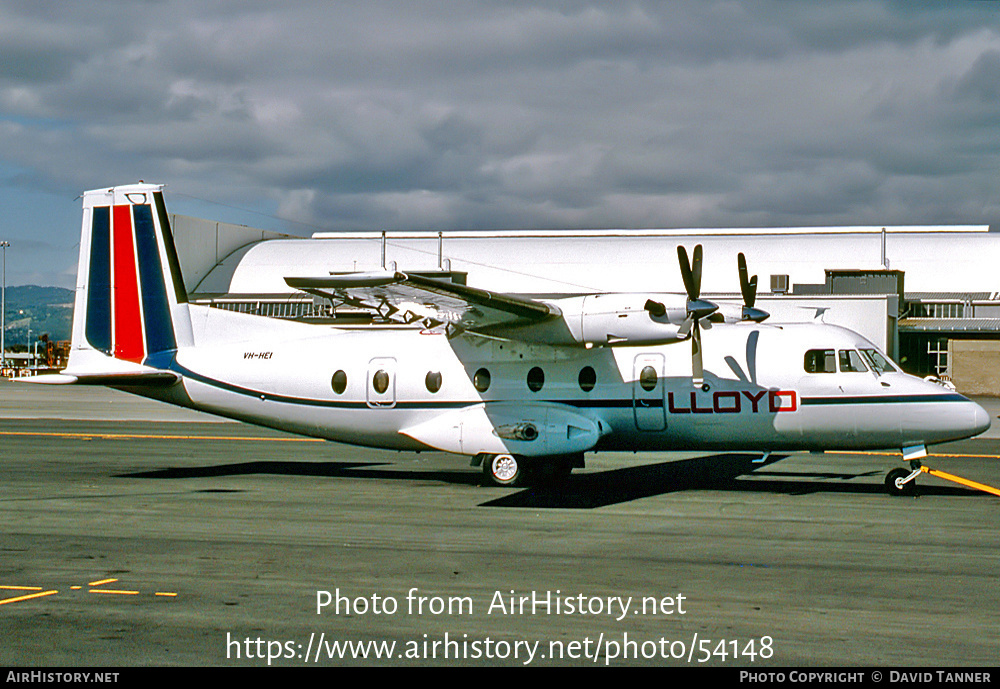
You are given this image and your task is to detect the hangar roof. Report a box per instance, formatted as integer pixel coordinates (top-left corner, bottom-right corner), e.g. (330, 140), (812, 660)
(183, 224), (998, 298)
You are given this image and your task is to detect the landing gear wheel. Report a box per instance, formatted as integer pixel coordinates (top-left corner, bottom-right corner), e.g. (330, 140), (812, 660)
(484, 454), (521, 487)
(885, 468), (917, 496)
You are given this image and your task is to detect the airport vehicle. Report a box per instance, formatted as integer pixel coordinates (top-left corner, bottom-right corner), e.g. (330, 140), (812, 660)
(35, 183), (992, 494)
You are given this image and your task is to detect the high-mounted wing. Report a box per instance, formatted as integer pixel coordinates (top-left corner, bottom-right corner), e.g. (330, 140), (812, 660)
(285, 272), (560, 335)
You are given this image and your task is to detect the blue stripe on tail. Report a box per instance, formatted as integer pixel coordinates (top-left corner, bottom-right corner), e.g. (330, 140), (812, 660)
(133, 204), (177, 357)
(85, 206), (112, 354)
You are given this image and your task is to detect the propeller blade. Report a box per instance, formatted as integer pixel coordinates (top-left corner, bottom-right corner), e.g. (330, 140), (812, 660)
(691, 245), (703, 300)
(677, 245), (701, 301)
(738, 253), (754, 308)
(678, 313), (694, 338)
(691, 320), (704, 386)
(737, 252), (769, 322)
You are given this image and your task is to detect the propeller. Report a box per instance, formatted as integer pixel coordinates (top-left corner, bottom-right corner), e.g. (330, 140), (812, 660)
(677, 245), (718, 386)
(737, 253), (769, 323)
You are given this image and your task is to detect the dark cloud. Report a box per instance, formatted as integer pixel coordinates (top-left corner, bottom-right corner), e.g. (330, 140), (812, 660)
(0, 1), (999, 285)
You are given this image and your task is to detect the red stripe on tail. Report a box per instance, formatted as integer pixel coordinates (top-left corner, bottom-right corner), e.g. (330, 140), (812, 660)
(112, 204), (144, 362)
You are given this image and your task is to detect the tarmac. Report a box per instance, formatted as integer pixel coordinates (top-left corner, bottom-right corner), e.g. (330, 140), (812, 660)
(1, 379), (998, 667)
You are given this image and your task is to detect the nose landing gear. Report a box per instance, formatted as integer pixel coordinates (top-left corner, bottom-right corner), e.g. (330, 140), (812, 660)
(886, 459), (1000, 498)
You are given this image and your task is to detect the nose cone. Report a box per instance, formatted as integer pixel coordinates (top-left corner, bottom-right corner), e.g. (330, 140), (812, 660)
(971, 401), (991, 437)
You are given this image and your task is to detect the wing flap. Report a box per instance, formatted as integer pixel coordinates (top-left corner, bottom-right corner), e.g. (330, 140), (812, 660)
(285, 271), (559, 333)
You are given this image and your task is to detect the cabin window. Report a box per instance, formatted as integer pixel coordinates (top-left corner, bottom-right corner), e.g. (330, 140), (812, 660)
(372, 369), (390, 394)
(331, 370), (348, 394)
(839, 350), (868, 373)
(425, 371), (442, 393)
(473, 367), (491, 393)
(639, 365), (658, 391)
(578, 366), (597, 392)
(527, 366), (545, 392)
(804, 349), (836, 373)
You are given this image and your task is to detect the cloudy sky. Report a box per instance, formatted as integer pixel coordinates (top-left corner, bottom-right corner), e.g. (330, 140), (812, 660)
(1, 0), (999, 287)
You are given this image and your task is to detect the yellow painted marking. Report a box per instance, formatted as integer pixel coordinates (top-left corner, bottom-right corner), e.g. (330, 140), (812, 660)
(830, 450), (1000, 459)
(0, 590), (58, 605)
(0, 430), (322, 442)
(1, 577), (178, 607)
(922, 466), (1000, 497)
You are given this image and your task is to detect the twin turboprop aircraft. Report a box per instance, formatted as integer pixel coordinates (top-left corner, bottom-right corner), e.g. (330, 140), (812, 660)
(37, 183), (991, 495)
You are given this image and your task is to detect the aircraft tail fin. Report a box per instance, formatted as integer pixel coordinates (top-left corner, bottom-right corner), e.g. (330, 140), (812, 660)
(61, 183), (193, 380)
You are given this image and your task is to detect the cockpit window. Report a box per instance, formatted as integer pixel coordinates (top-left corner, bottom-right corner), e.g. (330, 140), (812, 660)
(839, 350), (868, 373)
(804, 349), (836, 373)
(860, 348), (898, 374)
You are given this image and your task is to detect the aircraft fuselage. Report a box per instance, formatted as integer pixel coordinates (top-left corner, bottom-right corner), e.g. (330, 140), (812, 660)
(134, 306), (988, 458)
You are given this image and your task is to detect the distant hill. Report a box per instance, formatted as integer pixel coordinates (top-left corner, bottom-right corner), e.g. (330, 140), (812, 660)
(2, 285), (74, 349)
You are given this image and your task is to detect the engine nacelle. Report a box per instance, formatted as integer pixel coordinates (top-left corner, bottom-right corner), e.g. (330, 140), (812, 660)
(551, 293), (689, 346)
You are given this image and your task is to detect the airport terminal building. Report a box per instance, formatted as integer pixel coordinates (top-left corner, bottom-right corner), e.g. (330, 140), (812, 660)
(169, 215), (1000, 394)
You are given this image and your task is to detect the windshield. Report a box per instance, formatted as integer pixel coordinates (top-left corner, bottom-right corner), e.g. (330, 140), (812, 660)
(860, 348), (898, 375)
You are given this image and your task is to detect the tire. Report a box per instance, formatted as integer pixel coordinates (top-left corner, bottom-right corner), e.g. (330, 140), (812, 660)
(885, 468), (917, 496)
(484, 454), (521, 487)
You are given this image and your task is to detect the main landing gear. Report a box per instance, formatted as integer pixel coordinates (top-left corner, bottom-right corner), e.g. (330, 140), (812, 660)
(475, 453), (581, 487)
(484, 454), (521, 486)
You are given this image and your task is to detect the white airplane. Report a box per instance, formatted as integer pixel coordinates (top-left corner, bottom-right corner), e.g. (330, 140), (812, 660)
(35, 183), (992, 495)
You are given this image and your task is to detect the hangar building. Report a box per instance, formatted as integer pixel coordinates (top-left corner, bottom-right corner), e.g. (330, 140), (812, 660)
(168, 214), (1000, 394)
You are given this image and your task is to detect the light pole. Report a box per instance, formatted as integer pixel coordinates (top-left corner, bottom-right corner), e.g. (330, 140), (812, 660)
(1, 241), (8, 372)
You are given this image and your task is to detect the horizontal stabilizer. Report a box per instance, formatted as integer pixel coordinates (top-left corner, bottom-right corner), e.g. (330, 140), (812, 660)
(23, 371), (180, 387)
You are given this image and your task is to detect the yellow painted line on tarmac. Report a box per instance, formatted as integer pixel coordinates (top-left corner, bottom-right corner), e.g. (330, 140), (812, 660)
(922, 466), (1000, 497)
(1, 578), (178, 607)
(0, 590), (58, 605)
(830, 450), (1000, 460)
(0, 430), (323, 443)
(0, 585), (43, 591)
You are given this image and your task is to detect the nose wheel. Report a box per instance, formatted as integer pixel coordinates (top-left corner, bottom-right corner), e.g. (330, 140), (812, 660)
(885, 466), (919, 496)
(886, 460), (1000, 498)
